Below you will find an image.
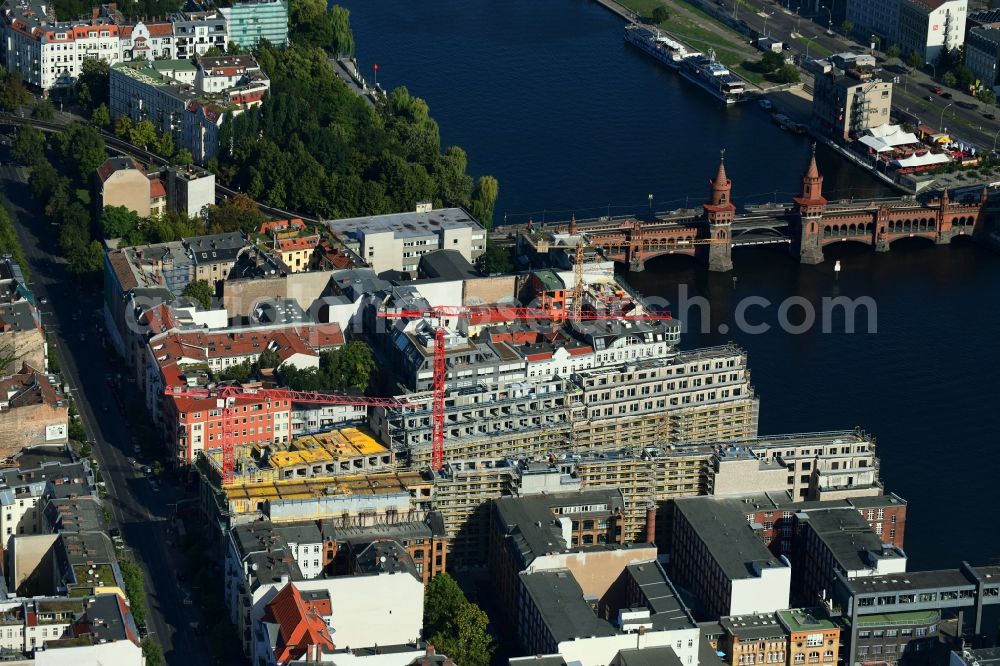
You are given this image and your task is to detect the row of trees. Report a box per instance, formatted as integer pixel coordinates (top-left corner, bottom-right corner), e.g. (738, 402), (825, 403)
(752, 51), (800, 84)
(0, 207), (29, 280)
(17, 123), (108, 275)
(279, 341), (376, 392)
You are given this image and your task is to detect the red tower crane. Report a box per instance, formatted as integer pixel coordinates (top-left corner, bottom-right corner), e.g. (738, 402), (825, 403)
(164, 385), (413, 485)
(378, 304), (675, 473)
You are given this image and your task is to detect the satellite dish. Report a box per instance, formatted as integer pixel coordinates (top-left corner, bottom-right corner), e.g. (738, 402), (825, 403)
(379, 556), (387, 563)
(252, 563), (259, 571)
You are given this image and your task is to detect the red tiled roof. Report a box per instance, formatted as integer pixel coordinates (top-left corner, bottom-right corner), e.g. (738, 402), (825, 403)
(258, 218), (306, 235)
(146, 22), (172, 36)
(149, 178), (166, 199)
(96, 157), (142, 183)
(263, 584), (335, 662)
(277, 236), (319, 253)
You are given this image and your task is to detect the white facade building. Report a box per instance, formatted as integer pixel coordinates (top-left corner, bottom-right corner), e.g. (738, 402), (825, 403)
(899, 0), (967, 64)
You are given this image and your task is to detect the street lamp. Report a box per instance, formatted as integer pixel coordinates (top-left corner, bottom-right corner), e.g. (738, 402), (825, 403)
(648, 193), (654, 214)
(763, 12), (773, 37)
(939, 101), (953, 130)
(820, 5), (832, 31)
(928, 62), (936, 81)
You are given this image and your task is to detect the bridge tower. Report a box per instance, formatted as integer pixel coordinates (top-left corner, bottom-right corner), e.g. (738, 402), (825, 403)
(792, 146), (827, 264)
(702, 152), (735, 272)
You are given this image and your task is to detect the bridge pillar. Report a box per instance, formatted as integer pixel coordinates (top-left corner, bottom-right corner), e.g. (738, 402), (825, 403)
(629, 255), (645, 272)
(707, 226), (733, 272)
(793, 147), (827, 265)
(703, 155), (735, 273)
(875, 209), (890, 252)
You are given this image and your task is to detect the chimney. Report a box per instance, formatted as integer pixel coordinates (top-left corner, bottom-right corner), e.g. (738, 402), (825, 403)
(645, 506), (656, 545)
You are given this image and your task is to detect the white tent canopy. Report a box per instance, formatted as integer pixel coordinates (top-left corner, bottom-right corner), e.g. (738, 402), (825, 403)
(890, 152), (950, 168)
(859, 124), (920, 152)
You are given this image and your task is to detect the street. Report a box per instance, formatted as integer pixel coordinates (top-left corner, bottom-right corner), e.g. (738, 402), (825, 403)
(0, 156), (208, 666)
(687, 0), (1000, 151)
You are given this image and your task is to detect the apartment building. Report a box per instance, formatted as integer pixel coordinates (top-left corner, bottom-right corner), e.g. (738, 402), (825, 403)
(489, 489), (635, 625)
(170, 10), (227, 59)
(670, 496), (791, 619)
(165, 164), (215, 218)
(812, 64), (893, 142)
(967, 25), (1000, 93)
(516, 563), (700, 666)
(109, 57), (267, 158)
(569, 344), (759, 450)
(219, 0), (288, 48)
(373, 376), (573, 468)
(797, 508), (907, 605)
(226, 519), (425, 658)
(0, 595), (143, 663)
(0, 364), (69, 455)
(716, 609), (841, 666)
(244, 427), (394, 482)
(0, 257), (45, 373)
(899, 0), (967, 64)
(845, 0), (901, 42)
(0, 454), (95, 546)
(0, 0), (126, 90)
(327, 206), (486, 276)
(96, 156), (163, 218)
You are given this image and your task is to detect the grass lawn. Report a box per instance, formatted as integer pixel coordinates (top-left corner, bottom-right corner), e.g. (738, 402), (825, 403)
(792, 35), (833, 58)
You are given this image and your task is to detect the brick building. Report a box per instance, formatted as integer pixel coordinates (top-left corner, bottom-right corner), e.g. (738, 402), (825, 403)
(0, 364), (68, 456)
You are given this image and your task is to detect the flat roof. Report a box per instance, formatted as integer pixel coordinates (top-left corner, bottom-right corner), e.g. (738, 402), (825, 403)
(674, 497), (787, 581)
(614, 647), (684, 666)
(844, 569), (975, 595)
(855, 610), (941, 626)
(626, 562), (696, 632)
(776, 608), (837, 634)
(801, 508), (904, 572)
(720, 613), (787, 641)
(326, 207), (484, 241)
(520, 571), (618, 642)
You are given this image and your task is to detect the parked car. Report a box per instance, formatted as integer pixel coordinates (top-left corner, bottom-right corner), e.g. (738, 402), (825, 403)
(932, 85), (943, 94)
(985, 112), (996, 120)
(942, 91), (953, 99)
(109, 527), (121, 538)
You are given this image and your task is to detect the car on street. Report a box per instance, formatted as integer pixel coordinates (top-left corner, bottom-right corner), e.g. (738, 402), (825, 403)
(942, 92), (953, 99)
(109, 527), (121, 538)
(985, 113), (996, 120)
(39, 297), (47, 304)
(925, 95), (934, 101)
(932, 86), (943, 94)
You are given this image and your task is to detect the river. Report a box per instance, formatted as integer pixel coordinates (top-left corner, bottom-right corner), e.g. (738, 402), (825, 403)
(339, 0), (1000, 572)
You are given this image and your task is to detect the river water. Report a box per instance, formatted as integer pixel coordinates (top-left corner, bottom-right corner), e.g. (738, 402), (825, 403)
(339, 0), (1000, 571)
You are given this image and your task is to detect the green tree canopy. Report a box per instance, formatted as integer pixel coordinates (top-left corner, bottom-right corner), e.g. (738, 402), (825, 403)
(423, 573), (494, 666)
(774, 63), (801, 84)
(886, 44), (901, 60)
(52, 123), (107, 184)
(840, 19), (854, 35)
(0, 69), (30, 111)
(101, 205), (141, 239)
(91, 103), (111, 128)
(205, 194), (265, 234)
(477, 238), (513, 274)
(76, 58), (110, 114)
(280, 341), (376, 392)
(129, 120), (158, 149)
(181, 279), (214, 309)
(759, 50), (785, 72)
(651, 6), (669, 23)
(470, 175), (499, 230)
(907, 51), (924, 70)
(11, 126), (46, 167)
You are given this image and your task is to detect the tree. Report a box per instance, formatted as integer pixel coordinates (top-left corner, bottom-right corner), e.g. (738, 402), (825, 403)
(218, 359), (252, 382)
(977, 88), (997, 105)
(155, 131), (175, 157)
(328, 341), (375, 391)
(0, 69), (30, 111)
(907, 51), (924, 70)
(129, 120), (158, 149)
(11, 126), (45, 167)
(181, 279), (214, 309)
(774, 63), (801, 84)
(423, 574), (494, 666)
(141, 638), (164, 666)
(90, 103), (111, 128)
(172, 148), (194, 166)
(651, 6), (669, 23)
(759, 50), (785, 72)
(203, 45), (224, 57)
(840, 20), (854, 36)
(119, 559), (148, 625)
(52, 123), (108, 185)
(477, 239), (513, 274)
(76, 58), (110, 113)
(886, 44), (901, 60)
(205, 194), (265, 233)
(30, 99), (54, 120)
(114, 114), (133, 139)
(424, 573), (468, 638)
(100, 206), (141, 239)
(470, 175), (499, 230)
(429, 602), (493, 666)
(941, 70), (957, 87)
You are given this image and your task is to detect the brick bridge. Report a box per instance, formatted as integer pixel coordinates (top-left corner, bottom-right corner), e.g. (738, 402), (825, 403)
(516, 151), (985, 272)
